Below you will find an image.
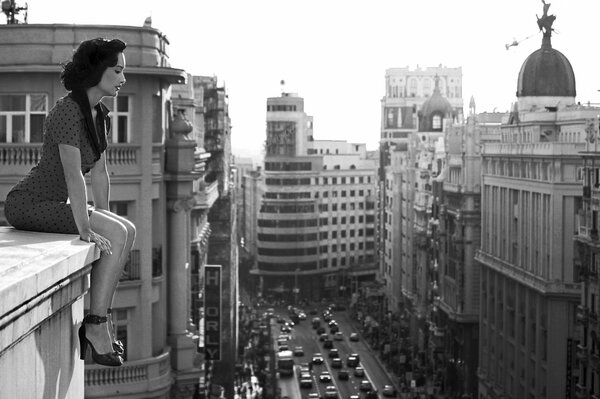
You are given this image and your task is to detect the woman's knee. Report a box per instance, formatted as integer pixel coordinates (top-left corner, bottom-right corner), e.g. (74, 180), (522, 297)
(123, 219), (136, 243)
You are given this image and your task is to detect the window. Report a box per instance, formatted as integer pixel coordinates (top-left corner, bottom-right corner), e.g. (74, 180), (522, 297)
(104, 95), (131, 143)
(432, 115), (442, 130)
(110, 201), (130, 216)
(0, 94), (47, 143)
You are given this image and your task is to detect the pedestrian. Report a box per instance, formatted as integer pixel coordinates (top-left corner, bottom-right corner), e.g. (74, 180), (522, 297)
(4, 37), (135, 367)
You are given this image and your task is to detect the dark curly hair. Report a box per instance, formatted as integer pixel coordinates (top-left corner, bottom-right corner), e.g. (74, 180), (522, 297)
(61, 38), (127, 91)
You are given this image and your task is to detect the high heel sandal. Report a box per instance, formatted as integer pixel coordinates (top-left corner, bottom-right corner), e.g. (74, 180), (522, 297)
(107, 308), (124, 355)
(79, 314), (123, 367)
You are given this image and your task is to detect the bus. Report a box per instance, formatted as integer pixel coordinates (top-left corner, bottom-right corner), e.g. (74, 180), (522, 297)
(277, 350), (294, 377)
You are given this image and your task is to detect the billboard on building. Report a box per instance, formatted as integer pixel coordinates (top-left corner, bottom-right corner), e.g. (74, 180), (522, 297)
(204, 265), (222, 360)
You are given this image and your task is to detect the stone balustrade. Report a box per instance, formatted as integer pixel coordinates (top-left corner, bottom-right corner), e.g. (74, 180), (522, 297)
(84, 349), (172, 398)
(0, 143), (151, 176)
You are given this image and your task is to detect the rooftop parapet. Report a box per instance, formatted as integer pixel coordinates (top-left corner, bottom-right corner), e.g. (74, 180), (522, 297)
(0, 226), (98, 398)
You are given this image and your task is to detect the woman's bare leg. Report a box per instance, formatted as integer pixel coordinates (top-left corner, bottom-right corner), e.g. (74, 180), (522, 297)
(85, 211), (130, 354)
(94, 209), (136, 342)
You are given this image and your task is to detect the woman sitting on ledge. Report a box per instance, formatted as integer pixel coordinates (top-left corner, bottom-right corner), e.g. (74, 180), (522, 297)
(4, 38), (136, 367)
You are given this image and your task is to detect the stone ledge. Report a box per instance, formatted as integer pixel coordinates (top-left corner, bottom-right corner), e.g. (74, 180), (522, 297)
(0, 226), (98, 320)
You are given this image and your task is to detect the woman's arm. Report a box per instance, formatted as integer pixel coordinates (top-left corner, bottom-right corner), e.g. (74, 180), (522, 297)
(59, 144), (91, 234)
(59, 144), (111, 253)
(90, 152), (110, 211)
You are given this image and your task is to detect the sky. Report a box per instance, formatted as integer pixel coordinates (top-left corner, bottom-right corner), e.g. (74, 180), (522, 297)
(14, 0), (600, 160)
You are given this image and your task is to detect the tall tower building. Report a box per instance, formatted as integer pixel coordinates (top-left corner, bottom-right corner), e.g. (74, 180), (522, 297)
(252, 92), (378, 301)
(476, 4), (596, 398)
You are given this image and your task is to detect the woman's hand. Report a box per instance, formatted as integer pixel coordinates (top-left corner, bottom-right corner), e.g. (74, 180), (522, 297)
(80, 229), (112, 255)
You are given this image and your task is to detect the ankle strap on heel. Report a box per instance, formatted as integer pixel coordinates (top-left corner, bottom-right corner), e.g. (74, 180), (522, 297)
(84, 314), (108, 324)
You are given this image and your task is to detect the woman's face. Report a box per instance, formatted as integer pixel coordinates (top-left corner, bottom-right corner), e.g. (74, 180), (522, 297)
(97, 52), (126, 97)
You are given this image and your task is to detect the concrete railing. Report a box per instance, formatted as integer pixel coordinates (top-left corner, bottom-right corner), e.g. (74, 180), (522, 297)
(0, 226), (98, 398)
(0, 143), (143, 176)
(84, 349), (172, 398)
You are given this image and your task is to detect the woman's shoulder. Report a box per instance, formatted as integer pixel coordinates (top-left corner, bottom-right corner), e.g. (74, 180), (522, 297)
(48, 95), (84, 121)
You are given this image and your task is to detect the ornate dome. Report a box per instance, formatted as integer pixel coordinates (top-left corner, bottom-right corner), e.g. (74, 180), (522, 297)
(516, 4), (575, 98)
(418, 75), (454, 132)
(516, 42), (576, 97)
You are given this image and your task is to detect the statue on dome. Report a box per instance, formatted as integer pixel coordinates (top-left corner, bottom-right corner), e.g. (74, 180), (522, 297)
(536, 0), (555, 37)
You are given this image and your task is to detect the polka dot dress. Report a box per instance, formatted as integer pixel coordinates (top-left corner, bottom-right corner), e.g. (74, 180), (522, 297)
(5, 96), (106, 234)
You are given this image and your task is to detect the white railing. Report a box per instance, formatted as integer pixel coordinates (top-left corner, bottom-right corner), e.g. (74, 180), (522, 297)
(85, 349), (171, 396)
(106, 144), (138, 166)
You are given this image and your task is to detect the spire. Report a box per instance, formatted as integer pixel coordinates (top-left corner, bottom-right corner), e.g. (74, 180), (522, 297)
(469, 96), (476, 116)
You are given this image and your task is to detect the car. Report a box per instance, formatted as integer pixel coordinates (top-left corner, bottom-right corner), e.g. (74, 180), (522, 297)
(277, 334), (291, 341)
(277, 316), (286, 323)
(299, 376), (313, 389)
(330, 325), (340, 334)
(354, 366), (365, 377)
(348, 395), (360, 399)
(298, 312), (307, 320)
(281, 325), (292, 333)
(306, 393), (320, 399)
(328, 348), (340, 358)
(324, 386), (338, 399)
(337, 369), (349, 380)
(323, 313), (333, 322)
(312, 353), (324, 365)
(316, 326), (326, 335)
(331, 358), (342, 368)
(359, 380), (373, 392)
(333, 332), (344, 341)
(294, 346), (304, 356)
(382, 384), (396, 397)
(346, 355), (359, 367)
(278, 344), (289, 351)
(299, 363), (311, 373)
(328, 320), (338, 327)
(349, 332), (359, 342)
(319, 371), (332, 383)
(319, 333), (329, 342)
(323, 339), (334, 349)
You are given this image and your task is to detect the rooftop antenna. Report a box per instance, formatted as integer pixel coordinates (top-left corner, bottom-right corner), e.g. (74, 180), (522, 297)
(1, 0), (28, 24)
(280, 79), (286, 95)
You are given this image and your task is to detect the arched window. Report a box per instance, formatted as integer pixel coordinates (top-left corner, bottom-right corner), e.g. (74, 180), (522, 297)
(432, 113), (442, 130)
(409, 78), (418, 97)
(423, 78), (432, 97)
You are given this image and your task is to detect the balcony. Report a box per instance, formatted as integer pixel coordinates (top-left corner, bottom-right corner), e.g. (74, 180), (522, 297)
(591, 352), (600, 370)
(577, 305), (589, 326)
(193, 180), (219, 210)
(84, 349), (171, 398)
(0, 143), (145, 177)
(0, 226), (98, 398)
(575, 383), (590, 399)
(577, 344), (590, 365)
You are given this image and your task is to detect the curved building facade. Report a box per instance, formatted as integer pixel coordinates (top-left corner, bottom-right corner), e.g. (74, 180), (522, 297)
(253, 93), (379, 301)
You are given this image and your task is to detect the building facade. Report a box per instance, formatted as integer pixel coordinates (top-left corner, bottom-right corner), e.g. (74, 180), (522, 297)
(476, 7), (593, 398)
(575, 125), (600, 398)
(0, 23), (235, 399)
(251, 92), (379, 301)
